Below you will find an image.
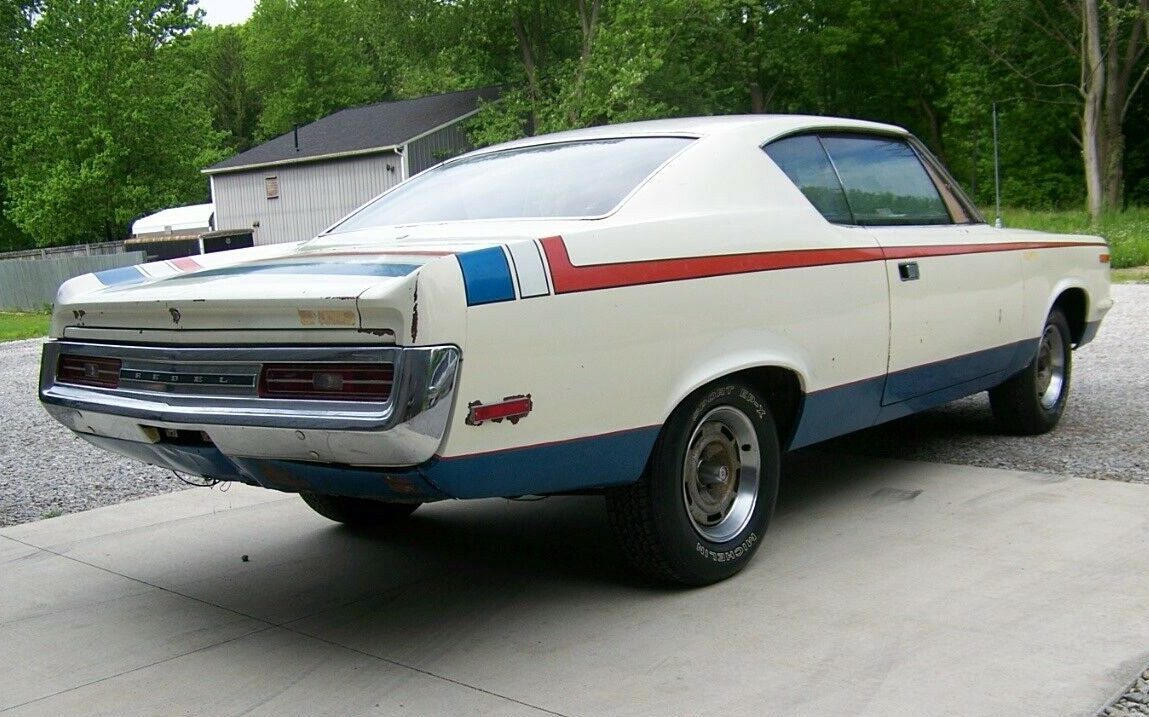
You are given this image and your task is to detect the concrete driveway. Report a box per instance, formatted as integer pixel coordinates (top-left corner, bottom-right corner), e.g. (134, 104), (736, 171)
(2, 453), (1148, 717)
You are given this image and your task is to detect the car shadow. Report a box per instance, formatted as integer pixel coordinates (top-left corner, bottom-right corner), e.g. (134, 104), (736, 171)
(817, 395), (1002, 459)
(138, 415), (1010, 631)
(297, 400), (1003, 597)
(233, 448), (897, 603)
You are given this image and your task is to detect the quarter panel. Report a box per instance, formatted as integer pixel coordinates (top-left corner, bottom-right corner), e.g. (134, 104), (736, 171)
(1003, 228), (1113, 339)
(438, 220), (890, 475)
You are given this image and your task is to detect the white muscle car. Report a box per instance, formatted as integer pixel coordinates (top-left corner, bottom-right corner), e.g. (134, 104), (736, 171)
(39, 116), (1111, 584)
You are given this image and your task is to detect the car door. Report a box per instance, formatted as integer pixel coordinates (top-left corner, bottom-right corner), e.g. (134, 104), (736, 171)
(760, 133), (890, 445)
(818, 133), (1023, 406)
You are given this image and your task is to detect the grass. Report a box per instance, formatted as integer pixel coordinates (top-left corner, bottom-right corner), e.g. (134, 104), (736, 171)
(0, 311), (50, 342)
(998, 206), (1149, 270)
(1112, 266), (1149, 283)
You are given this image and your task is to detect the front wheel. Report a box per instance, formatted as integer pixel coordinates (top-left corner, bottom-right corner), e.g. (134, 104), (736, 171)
(606, 380), (780, 586)
(989, 308), (1072, 435)
(300, 492), (420, 526)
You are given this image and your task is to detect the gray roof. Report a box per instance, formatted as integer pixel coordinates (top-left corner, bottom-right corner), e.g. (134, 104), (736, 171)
(204, 86), (500, 174)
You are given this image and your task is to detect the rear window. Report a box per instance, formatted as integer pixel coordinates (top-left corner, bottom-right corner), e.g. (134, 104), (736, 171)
(330, 137), (692, 232)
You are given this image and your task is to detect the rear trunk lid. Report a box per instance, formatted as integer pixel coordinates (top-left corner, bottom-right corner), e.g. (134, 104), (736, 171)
(53, 221), (583, 338)
(54, 241), (446, 335)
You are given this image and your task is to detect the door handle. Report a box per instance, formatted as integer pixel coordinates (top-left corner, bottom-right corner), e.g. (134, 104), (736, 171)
(898, 261), (920, 281)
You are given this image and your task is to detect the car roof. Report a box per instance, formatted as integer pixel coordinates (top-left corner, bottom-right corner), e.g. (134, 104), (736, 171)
(469, 115), (908, 155)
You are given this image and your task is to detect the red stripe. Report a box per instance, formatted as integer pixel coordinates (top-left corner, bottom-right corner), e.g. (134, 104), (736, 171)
(882, 240), (1104, 260)
(303, 250), (457, 258)
(541, 237), (884, 293)
(539, 236), (1106, 294)
(170, 256), (201, 272)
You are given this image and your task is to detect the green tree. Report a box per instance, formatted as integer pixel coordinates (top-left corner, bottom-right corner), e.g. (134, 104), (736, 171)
(182, 24), (262, 153)
(358, 0), (502, 97)
(0, 0), (37, 251)
(5, 0), (225, 246)
(244, 0), (382, 138)
(976, 0), (1149, 218)
(455, 0), (709, 144)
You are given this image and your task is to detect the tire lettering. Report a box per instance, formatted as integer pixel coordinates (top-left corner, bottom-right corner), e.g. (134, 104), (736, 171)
(695, 532), (758, 563)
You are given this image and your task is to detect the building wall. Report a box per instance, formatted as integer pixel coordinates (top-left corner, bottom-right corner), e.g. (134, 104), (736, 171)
(210, 152), (403, 246)
(407, 120), (474, 176)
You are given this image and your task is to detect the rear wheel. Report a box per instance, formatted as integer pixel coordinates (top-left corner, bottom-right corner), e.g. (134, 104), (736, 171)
(300, 492), (420, 526)
(989, 308), (1072, 435)
(606, 380), (780, 586)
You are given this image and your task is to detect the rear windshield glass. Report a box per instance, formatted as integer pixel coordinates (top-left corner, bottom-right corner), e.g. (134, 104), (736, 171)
(329, 137), (692, 232)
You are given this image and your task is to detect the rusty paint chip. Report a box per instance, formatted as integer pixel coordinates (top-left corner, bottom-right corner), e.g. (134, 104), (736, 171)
(298, 309), (356, 327)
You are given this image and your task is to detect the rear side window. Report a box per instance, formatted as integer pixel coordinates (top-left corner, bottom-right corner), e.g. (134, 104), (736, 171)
(762, 135), (853, 224)
(819, 135), (951, 226)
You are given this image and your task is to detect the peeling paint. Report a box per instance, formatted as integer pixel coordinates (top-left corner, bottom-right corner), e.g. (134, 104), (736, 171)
(410, 279), (420, 343)
(385, 475), (422, 495)
(357, 328), (396, 338)
(169, 307), (181, 324)
(298, 309), (356, 327)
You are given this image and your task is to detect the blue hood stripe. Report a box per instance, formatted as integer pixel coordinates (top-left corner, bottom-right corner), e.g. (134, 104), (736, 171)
(93, 266), (148, 287)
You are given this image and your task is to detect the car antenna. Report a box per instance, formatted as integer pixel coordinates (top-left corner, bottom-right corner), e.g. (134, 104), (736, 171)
(993, 102), (1003, 228)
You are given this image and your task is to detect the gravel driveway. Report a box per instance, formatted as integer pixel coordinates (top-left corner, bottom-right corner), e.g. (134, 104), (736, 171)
(823, 284), (1149, 483)
(0, 339), (181, 526)
(2, 284), (1146, 527)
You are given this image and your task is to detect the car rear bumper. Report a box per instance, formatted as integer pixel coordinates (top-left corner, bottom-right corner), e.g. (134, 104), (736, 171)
(71, 431), (447, 501)
(39, 340), (460, 470)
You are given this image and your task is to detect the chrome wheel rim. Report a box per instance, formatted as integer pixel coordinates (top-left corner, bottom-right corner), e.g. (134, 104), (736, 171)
(1035, 324), (1066, 410)
(682, 406), (759, 543)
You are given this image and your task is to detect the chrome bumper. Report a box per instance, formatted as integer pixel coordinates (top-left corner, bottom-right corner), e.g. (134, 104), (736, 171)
(39, 341), (460, 468)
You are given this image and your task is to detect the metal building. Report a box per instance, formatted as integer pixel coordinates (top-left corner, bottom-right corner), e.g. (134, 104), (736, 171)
(203, 86), (500, 246)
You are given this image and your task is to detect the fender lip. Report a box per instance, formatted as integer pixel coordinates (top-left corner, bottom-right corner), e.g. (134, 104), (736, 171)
(1076, 319), (1104, 348)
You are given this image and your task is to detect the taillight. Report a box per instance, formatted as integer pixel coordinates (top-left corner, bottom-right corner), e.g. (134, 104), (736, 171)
(259, 363), (394, 401)
(57, 355), (122, 388)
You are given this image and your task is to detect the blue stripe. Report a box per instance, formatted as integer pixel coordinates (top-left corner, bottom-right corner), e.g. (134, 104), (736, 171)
(230, 457), (447, 501)
(75, 340), (1045, 501)
(789, 338), (1038, 449)
(874, 339), (1035, 424)
(456, 247), (516, 306)
(93, 266), (147, 287)
(80, 425), (659, 501)
(160, 261), (420, 280)
(420, 426), (661, 498)
(790, 376), (885, 449)
(881, 341), (1033, 405)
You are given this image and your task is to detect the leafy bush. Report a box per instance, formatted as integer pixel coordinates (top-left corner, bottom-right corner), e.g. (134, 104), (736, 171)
(999, 207), (1149, 269)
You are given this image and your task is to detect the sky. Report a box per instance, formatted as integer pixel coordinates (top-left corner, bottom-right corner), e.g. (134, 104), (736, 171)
(197, 0), (257, 26)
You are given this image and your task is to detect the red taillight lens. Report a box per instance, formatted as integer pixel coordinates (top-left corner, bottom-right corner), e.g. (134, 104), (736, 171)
(259, 363), (394, 401)
(57, 355), (122, 388)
